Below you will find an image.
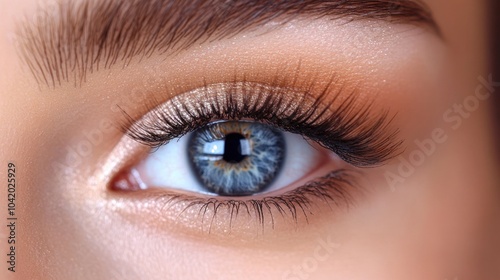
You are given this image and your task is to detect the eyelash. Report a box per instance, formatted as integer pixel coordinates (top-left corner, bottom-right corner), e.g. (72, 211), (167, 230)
(152, 169), (358, 231)
(120, 80), (401, 167)
(113, 77), (401, 229)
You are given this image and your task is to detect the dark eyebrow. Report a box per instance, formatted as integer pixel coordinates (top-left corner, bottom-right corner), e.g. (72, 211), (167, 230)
(17, 0), (438, 88)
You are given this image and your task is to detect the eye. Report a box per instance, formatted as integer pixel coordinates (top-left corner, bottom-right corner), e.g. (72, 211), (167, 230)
(107, 81), (401, 230)
(121, 120), (330, 196)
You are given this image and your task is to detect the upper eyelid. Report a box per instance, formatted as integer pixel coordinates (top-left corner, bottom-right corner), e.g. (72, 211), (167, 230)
(120, 80), (403, 167)
(16, 0), (439, 88)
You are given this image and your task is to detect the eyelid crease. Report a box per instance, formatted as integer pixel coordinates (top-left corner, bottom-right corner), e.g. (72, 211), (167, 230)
(118, 75), (403, 167)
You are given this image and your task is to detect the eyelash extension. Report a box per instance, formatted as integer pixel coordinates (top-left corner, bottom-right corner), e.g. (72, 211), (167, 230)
(112, 74), (400, 231)
(119, 76), (402, 167)
(152, 169), (359, 233)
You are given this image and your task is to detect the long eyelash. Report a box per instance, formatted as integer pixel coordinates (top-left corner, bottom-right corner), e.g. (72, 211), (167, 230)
(112, 74), (395, 230)
(119, 75), (402, 167)
(153, 169), (359, 233)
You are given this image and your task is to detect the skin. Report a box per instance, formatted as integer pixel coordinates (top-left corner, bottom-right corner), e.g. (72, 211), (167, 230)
(1, 0), (499, 279)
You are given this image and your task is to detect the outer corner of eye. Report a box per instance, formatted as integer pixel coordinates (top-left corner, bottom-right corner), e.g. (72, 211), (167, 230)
(108, 120), (339, 198)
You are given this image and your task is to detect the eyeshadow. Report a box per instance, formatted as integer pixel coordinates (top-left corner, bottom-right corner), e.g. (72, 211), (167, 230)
(120, 80), (402, 167)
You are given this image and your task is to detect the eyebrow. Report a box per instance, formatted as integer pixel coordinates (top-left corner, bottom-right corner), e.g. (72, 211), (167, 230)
(17, 0), (438, 88)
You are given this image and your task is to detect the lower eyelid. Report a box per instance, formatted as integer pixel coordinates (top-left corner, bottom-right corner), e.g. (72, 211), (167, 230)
(105, 169), (362, 238)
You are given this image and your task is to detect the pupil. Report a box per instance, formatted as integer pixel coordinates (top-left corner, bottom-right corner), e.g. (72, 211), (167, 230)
(223, 133), (247, 163)
(189, 121), (286, 196)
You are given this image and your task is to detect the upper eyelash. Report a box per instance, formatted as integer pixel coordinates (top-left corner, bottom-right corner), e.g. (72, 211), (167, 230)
(119, 77), (402, 167)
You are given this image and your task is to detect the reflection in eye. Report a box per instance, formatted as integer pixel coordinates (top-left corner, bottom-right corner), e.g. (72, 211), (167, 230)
(133, 120), (329, 197)
(110, 81), (402, 227)
(189, 121), (286, 196)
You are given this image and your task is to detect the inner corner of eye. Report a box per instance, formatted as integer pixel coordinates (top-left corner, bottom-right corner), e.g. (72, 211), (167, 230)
(109, 168), (147, 192)
(110, 120), (336, 197)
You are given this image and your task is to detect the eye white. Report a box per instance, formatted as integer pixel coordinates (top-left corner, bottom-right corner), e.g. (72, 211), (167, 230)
(136, 131), (323, 195)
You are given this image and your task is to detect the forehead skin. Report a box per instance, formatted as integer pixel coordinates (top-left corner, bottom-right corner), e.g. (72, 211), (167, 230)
(1, 0), (499, 280)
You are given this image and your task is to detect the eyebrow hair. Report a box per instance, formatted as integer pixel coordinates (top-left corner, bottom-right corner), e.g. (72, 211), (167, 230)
(17, 0), (438, 88)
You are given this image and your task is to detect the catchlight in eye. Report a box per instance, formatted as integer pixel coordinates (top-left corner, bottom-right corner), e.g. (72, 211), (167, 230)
(188, 121), (285, 196)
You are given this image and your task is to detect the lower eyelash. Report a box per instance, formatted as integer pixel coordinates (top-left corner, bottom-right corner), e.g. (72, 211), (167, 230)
(151, 169), (360, 232)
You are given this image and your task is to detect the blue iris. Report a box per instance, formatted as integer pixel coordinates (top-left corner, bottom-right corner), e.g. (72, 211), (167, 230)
(188, 121), (285, 196)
